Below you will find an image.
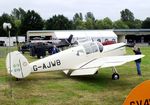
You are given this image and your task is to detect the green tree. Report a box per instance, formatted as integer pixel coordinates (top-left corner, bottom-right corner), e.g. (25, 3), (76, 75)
(85, 18), (95, 29)
(113, 20), (129, 29)
(142, 17), (150, 29)
(11, 8), (26, 20)
(73, 13), (85, 29)
(85, 12), (95, 29)
(120, 9), (138, 28)
(95, 19), (103, 29)
(11, 8), (26, 41)
(95, 18), (113, 29)
(102, 17), (113, 29)
(20, 10), (44, 35)
(45, 15), (73, 30)
(73, 18), (86, 29)
(120, 9), (135, 22)
(73, 13), (83, 22)
(85, 12), (95, 21)
(0, 13), (16, 36)
(134, 19), (142, 29)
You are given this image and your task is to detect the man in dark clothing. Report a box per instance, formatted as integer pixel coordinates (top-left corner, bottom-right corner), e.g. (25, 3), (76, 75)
(133, 46), (142, 76)
(51, 45), (59, 54)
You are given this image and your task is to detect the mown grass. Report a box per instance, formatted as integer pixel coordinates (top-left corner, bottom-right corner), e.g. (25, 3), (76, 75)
(0, 46), (149, 105)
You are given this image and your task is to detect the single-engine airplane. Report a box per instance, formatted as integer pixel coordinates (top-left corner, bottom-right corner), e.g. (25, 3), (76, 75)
(6, 41), (144, 80)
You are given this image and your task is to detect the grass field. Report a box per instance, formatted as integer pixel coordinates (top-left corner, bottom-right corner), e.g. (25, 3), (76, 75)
(0, 46), (150, 105)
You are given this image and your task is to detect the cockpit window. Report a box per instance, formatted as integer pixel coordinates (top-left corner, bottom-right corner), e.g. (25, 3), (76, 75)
(83, 42), (99, 54)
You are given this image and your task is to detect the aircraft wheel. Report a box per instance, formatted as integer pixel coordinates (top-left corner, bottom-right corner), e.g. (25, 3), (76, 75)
(112, 73), (119, 80)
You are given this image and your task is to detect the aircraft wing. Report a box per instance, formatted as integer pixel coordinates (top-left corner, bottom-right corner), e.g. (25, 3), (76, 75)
(70, 55), (144, 76)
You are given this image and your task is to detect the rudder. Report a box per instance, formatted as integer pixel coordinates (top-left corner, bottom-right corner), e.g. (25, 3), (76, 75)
(6, 51), (31, 78)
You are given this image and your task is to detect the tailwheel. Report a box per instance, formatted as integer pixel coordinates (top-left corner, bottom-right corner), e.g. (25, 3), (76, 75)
(112, 73), (119, 80)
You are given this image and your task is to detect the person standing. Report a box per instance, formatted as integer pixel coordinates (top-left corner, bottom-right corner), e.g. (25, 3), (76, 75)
(51, 45), (59, 54)
(133, 46), (142, 76)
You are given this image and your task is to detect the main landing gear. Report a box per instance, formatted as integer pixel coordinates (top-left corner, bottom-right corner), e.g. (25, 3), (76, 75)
(112, 67), (119, 80)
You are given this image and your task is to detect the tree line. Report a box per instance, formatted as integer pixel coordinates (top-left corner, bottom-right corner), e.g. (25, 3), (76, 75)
(0, 8), (150, 36)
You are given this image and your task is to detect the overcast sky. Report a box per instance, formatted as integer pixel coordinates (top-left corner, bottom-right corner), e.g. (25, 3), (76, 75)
(0, 0), (149, 21)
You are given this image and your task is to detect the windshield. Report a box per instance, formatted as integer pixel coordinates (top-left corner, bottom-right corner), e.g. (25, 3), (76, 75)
(83, 42), (99, 54)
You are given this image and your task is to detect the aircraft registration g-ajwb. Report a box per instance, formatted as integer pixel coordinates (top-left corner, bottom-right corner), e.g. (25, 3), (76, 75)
(6, 41), (144, 80)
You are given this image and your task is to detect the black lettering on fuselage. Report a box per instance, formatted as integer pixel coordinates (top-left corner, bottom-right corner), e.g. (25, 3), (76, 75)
(33, 65), (38, 71)
(43, 63), (47, 69)
(56, 59), (61, 65)
(47, 62), (51, 68)
(51, 61), (56, 66)
(33, 59), (61, 71)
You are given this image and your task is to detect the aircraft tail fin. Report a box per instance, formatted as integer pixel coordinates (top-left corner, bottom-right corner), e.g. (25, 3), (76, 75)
(6, 51), (31, 78)
(67, 34), (73, 44)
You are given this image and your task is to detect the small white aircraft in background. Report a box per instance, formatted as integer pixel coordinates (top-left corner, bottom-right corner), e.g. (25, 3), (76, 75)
(6, 41), (144, 80)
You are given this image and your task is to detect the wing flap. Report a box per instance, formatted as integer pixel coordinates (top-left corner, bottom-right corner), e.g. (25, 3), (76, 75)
(70, 68), (98, 76)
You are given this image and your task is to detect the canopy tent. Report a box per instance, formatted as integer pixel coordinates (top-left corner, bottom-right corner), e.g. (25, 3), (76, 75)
(27, 30), (118, 43)
(54, 30), (117, 42)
